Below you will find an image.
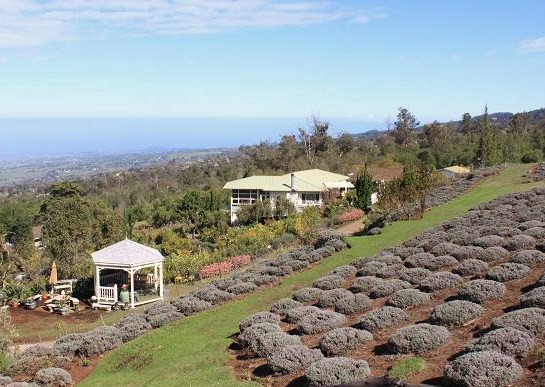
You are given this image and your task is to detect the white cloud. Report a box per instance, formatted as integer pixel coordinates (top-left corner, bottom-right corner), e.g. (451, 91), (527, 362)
(0, 0), (386, 48)
(519, 36), (545, 53)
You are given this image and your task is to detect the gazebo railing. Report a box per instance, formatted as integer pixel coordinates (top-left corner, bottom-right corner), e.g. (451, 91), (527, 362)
(98, 284), (118, 304)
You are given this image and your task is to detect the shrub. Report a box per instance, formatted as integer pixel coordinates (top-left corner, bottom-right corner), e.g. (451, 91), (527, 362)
(312, 275), (345, 290)
(191, 285), (235, 304)
(248, 275), (278, 286)
(419, 272), (463, 292)
(298, 252), (322, 263)
(478, 246), (510, 263)
(537, 271), (545, 287)
(34, 367), (73, 387)
(372, 254), (403, 265)
(444, 350), (523, 387)
(270, 298), (302, 315)
(145, 311), (183, 329)
(7, 355), (70, 379)
(78, 326), (124, 357)
(239, 312), (281, 332)
(385, 246), (424, 259)
(510, 249), (545, 266)
(459, 279), (506, 304)
(404, 252), (435, 268)
(473, 235), (505, 248)
(267, 345), (323, 374)
(292, 287), (324, 303)
(226, 282), (257, 295)
(250, 332), (302, 358)
(334, 293), (372, 315)
(369, 279), (412, 298)
(349, 276), (383, 294)
(325, 239), (348, 252)
(430, 300), (484, 326)
(237, 323), (283, 347)
(171, 296), (212, 315)
(114, 313), (153, 342)
(284, 306), (321, 324)
(357, 261), (387, 277)
(504, 234), (536, 251)
(315, 230), (345, 248)
(314, 246), (336, 258)
(0, 376), (11, 386)
(19, 346), (52, 359)
(375, 264), (406, 279)
(329, 265), (357, 279)
(198, 255), (253, 279)
(431, 242), (461, 256)
(520, 286), (545, 309)
(144, 302), (178, 317)
(318, 327), (373, 356)
(467, 328), (533, 358)
(523, 227), (545, 239)
(298, 310), (348, 335)
(452, 259), (489, 277)
(338, 209), (365, 223)
(367, 227), (382, 235)
(317, 289), (353, 308)
(519, 220), (544, 231)
(304, 357), (370, 387)
(485, 263), (530, 282)
(386, 289), (430, 309)
(400, 268), (432, 285)
(389, 323), (450, 354)
(452, 246), (484, 261)
(491, 308), (545, 337)
(357, 306), (409, 332)
(51, 334), (84, 358)
(211, 278), (237, 291)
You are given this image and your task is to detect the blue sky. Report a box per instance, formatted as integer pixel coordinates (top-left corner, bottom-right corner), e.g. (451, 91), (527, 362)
(0, 0), (544, 154)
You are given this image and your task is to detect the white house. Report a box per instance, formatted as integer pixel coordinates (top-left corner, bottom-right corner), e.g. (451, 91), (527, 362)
(223, 169), (354, 223)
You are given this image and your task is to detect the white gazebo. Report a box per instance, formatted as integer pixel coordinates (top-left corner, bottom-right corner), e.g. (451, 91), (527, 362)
(91, 239), (164, 308)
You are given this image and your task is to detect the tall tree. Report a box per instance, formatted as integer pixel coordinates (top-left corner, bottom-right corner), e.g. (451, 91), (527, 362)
(393, 107), (419, 148)
(354, 165), (377, 212)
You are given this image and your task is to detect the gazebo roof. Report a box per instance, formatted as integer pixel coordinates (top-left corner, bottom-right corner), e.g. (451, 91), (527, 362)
(91, 239), (164, 267)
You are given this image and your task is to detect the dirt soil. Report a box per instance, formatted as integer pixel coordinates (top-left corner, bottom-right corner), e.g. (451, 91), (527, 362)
(10, 303), (103, 343)
(336, 219), (365, 236)
(229, 258), (545, 386)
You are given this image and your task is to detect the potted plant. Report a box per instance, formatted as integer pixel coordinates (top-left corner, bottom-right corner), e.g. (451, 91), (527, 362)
(22, 297), (37, 310)
(56, 296), (70, 316)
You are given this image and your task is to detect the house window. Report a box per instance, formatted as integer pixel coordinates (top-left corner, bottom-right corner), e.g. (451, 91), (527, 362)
(302, 193), (320, 204)
(232, 190), (258, 205)
(260, 192), (271, 201)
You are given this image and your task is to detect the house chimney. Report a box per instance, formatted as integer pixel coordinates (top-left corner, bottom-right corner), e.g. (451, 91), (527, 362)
(290, 173), (296, 191)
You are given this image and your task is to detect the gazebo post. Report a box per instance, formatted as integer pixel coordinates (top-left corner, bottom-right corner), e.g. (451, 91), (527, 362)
(94, 265), (100, 299)
(130, 267), (135, 308)
(154, 264), (158, 291)
(159, 262), (164, 299)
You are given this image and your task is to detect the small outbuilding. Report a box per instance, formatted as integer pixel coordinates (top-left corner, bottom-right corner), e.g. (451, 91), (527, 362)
(438, 165), (471, 180)
(91, 239), (164, 308)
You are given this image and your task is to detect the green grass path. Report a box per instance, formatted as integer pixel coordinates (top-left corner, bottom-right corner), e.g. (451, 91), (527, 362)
(80, 164), (543, 387)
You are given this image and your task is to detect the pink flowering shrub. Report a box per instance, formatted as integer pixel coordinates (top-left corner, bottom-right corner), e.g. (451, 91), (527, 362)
(338, 209), (365, 224)
(198, 255), (253, 279)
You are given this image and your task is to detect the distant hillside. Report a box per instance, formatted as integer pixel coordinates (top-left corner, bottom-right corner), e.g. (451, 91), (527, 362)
(351, 108), (545, 139)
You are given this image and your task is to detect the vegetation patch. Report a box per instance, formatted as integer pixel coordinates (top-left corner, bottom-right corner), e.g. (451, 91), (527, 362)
(388, 357), (427, 379)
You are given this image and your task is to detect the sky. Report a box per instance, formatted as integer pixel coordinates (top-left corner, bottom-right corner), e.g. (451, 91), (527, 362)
(0, 0), (544, 155)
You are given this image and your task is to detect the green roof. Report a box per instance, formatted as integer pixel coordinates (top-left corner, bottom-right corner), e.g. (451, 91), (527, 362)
(223, 169), (353, 192)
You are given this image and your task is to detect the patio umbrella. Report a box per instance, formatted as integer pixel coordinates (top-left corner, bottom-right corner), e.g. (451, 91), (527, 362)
(49, 261), (58, 285)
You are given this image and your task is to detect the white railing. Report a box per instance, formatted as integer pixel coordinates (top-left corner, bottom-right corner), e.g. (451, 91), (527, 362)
(98, 284), (118, 303)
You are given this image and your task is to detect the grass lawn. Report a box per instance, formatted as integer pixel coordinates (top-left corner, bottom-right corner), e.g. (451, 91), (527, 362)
(80, 164), (544, 387)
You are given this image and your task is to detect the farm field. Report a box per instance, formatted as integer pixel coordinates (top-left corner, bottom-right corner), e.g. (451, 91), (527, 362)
(80, 164), (545, 387)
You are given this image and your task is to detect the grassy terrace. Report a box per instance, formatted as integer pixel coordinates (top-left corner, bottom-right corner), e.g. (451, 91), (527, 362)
(80, 164), (544, 387)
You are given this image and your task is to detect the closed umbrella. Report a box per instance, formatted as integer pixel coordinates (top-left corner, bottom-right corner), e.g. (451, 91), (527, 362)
(49, 261), (58, 285)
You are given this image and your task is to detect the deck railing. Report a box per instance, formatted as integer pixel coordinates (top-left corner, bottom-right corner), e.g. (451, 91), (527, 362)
(98, 284), (118, 303)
